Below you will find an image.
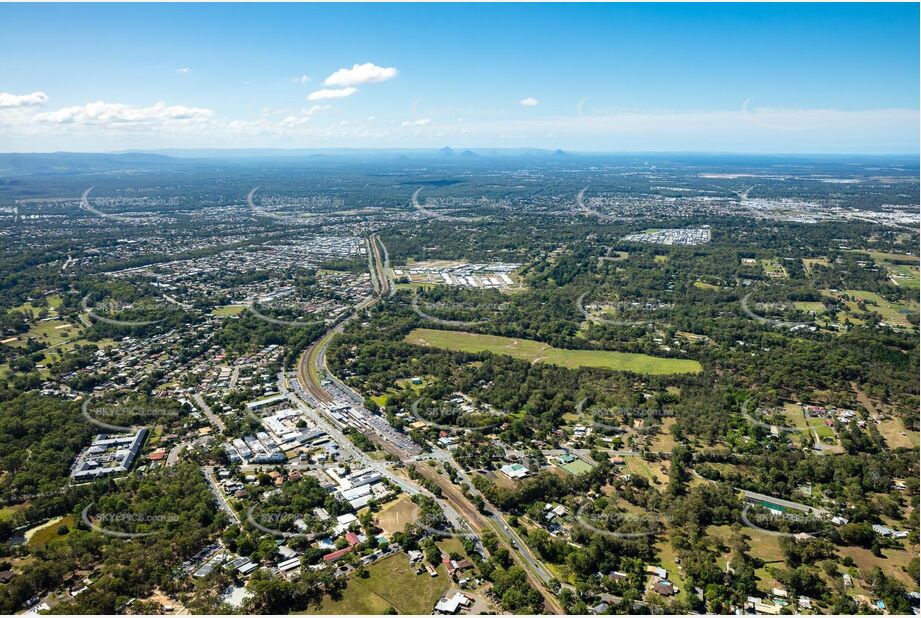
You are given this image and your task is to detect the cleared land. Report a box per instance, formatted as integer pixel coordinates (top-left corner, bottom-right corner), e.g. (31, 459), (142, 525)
(877, 418), (919, 449)
(375, 495), (421, 537)
(404, 328), (702, 375)
(306, 553), (450, 615)
(559, 459), (593, 475)
(845, 290), (916, 329)
(211, 304), (247, 316)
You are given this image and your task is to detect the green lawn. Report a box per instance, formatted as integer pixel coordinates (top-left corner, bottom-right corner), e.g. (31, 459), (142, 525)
(26, 515), (74, 550)
(693, 280), (721, 290)
(404, 328), (702, 375)
(793, 301), (826, 314)
(305, 553), (450, 615)
(211, 304), (247, 316)
(560, 459), (594, 475)
(845, 290), (916, 328)
(888, 264), (920, 289)
(0, 503), (29, 523)
(2, 319), (83, 349)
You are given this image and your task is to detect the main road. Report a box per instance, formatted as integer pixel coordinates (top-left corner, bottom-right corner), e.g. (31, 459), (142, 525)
(290, 232), (562, 613)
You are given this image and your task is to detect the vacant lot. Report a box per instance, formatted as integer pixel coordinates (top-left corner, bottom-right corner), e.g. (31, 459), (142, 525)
(375, 495), (420, 537)
(211, 304), (246, 316)
(306, 553), (450, 615)
(802, 257), (829, 274)
(845, 290), (916, 329)
(877, 418), (919, 449)
(560, 459), (594, 475)
(404, 328), (702, 375)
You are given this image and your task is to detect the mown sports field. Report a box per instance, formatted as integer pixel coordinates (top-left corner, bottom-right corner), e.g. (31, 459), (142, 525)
(404, 328), (702, 375)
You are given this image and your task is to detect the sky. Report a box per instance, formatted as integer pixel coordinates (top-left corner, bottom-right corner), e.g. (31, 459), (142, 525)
(0, 3), (918, 154)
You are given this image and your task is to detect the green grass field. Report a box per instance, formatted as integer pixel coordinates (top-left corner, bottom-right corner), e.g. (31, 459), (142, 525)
(404, 328), (702, 375)
(306, 553), (450, 615)
(793, 301), (826, 314)
(2, 318), (83, 349)
(887, 264), (920, 289)
(845, 290), (916, 328)
(560, 459), (594, 475)
(211, 304), (247, 316)
(0, 503), (29, 523)
(26, 515), (74, 550)
(759, 259), (787, 278)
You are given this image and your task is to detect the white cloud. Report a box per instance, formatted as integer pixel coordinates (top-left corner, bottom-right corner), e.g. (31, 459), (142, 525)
(401, 118), (431, 127)
(520, 97), (539, 107)
(281, 104), (330, 126)
(0, 91), (49, 108)
(293, 74), (311, 84)
(35, 101), (213, 126)
(176, 67), (191, 74)
(324, 62), (398, 87)
(307, 87), (358, 101)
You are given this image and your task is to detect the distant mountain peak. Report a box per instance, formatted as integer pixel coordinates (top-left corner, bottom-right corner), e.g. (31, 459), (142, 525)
(439, 146), (455, 156)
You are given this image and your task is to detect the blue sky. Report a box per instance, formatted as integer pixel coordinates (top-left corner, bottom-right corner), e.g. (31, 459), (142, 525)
(0, 3), (918, 153)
